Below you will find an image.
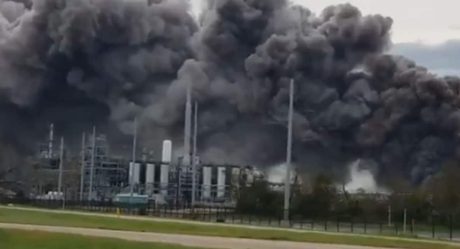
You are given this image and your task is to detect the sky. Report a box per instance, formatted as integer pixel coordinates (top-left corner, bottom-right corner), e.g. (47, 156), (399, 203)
(190, 0), (460, 44)
(190, 0), (460, 76)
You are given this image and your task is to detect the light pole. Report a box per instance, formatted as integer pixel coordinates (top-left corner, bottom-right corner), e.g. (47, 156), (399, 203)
(283, 79), (294, 223)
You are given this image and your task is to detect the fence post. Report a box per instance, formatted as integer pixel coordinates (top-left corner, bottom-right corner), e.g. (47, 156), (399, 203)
(403, 208), (407, 234)
(324, 220), (328, 231)
(351, 218), (354, 233)
(364, 218), (367, 234)
(209, 207), (212, 222)
(410, 219), (414, 234)
(336, 217), (340, 232)
(432, 214), (435, 239)
(450, 214), (453, 241)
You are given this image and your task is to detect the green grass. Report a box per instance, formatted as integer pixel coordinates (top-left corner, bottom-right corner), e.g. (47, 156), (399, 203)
(0, 229), (207, 249)
(0, 207), (459, 249)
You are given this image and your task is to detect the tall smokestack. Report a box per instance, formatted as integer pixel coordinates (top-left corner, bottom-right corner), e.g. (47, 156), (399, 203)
(88, 126), (96, 201)
(183, 83), (192, 165)
(79, 132), (86, 201)
(48, 123), (54, 159)
(58, 136), (64, 194)
(192, 102), (198, 206)
(130, 117), (138, 199)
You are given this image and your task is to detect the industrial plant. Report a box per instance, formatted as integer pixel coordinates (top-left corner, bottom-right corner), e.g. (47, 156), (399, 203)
(30, 85), (264, 207)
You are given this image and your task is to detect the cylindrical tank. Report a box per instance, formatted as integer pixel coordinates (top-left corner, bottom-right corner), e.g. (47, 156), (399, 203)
(202, 166), (212, 199)
(217, 167), (226, 198)
(146, 163), (155, 194)
(161, 140), (172, 196)
(129, 162), (141, 185)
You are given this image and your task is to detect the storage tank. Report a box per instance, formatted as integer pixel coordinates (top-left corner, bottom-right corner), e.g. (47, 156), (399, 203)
(129, 162), (141, 185)
(129, 162), (134, 185)
(161, 140), (172, 196)
(202, 166), (212, 199)
(146, 163), (155, 194)
(217, 167), (226, 198)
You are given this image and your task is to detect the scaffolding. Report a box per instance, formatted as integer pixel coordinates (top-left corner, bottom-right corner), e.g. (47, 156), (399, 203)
(82, 133), (128, 201)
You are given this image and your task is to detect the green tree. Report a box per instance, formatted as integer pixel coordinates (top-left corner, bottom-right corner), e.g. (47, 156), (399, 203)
(426, 162), (460, 214)
(293, 174), (337, 219)
(236, 180), (283, 217)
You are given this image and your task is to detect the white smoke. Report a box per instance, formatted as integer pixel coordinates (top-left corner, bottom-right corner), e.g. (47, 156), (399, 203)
(267, 163), (287, 183)
(344, 159), (388, 194)
(266, 163), (299, 184)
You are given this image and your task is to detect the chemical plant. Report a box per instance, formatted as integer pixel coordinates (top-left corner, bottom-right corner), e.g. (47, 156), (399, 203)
(30, 85), (264, 207)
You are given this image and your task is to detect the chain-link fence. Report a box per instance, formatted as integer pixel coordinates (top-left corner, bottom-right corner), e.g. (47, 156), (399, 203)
(1, 197), (459, 241)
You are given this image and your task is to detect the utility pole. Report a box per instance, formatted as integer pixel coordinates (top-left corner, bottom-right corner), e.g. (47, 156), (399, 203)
(88, 126), (96, 201)
(79, 132), (86, 201)
(130, 117), (138, 201)
(192, 102), (198, 206)
(58, 137), (64, 194)
(283, 79), (294, 224)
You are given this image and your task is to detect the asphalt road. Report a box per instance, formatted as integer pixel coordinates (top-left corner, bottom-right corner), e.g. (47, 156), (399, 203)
(0, 223), (399, 249)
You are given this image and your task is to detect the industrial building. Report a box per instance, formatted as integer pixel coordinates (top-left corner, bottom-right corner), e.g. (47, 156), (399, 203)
(31, 124), (64, 198)
(30, 84), (264, 206)
(31, 125), (262, 207)
(81, 131), (128, 201)
(124, 140), (262, 206)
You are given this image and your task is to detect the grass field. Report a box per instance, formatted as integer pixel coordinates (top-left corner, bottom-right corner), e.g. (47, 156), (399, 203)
(0, 229), (207, 249)
(0, 207), (459, 249)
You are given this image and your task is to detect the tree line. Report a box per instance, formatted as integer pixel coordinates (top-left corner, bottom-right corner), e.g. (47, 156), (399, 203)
(235, 163), (460, 227)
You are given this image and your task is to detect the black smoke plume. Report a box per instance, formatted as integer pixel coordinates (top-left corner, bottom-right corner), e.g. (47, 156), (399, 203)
(0, 0), (458, 184)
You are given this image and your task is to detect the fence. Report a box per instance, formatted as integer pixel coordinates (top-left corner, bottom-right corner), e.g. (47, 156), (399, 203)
(0, 197), (458, 241)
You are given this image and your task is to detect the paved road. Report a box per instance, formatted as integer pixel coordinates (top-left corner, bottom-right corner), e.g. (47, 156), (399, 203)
(0, 223), (398, 249)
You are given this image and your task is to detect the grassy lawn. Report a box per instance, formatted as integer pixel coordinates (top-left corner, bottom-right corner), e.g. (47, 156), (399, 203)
(0, 207), (459, 249)
(0, 229), (207, 249)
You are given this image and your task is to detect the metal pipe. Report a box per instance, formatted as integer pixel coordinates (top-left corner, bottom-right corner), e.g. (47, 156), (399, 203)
(283, 79), (294, 222)
(88, 126), (96, 201)
(58, 137), (64, 194)
(192, 102), (198, 206)
(79, 132), (86, 201)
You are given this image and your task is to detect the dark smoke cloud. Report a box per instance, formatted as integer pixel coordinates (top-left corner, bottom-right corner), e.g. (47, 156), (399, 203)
(0, 0), (459, 184)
